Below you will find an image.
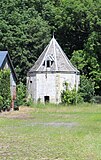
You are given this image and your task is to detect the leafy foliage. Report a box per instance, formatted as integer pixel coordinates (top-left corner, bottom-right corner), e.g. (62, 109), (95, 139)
(78, 75), (95, 102)
(0, 0), (100, 95)
(0, 69), (11, 111)
(0, 96), (3, 112)
(16, 82), (26, 106)
(61, 82), (83, 105)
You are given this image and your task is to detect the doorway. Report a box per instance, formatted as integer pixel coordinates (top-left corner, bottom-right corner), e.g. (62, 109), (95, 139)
(44, 96), (50, 103)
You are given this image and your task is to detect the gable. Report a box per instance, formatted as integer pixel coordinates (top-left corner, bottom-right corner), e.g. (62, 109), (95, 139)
(0, 51), (17, 82)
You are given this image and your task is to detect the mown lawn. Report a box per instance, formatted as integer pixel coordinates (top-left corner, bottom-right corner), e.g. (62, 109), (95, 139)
(0, 103), (101, 160)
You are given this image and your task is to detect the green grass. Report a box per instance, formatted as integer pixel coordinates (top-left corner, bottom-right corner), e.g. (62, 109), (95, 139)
(0, 103), (101, 160)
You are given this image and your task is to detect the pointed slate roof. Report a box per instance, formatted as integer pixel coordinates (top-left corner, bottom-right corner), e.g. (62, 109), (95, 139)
(0, 51), (8, 68)
(0, 51), (17, 81)
(28, 36), (79, 74)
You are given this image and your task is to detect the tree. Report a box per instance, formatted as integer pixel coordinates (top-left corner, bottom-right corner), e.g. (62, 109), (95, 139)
(0, 0), (51, 83)
(78, 75), (95, 102)
(0, 0), (101, 95)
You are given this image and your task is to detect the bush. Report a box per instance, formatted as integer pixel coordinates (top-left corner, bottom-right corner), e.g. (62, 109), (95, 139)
(25, 98), (33, 106)
(0, 96), (3, 112)
(14, 100), (19, 111)
(2, 99), (11, 112)
(0, 69), (11, 111)
(61, 82), (83, 105)
(92, 96), (101, 104)
(16, 82), (26, 106)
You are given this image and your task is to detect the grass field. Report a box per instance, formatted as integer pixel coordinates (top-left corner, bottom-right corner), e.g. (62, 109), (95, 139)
(0, 103), (101, 160)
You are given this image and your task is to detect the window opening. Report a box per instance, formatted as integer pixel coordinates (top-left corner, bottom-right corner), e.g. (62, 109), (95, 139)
(47, 60), (50, 67)
(51, 61), (54, 65)
(43, 61), (45, 66)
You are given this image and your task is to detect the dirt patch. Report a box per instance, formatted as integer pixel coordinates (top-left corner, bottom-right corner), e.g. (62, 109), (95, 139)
(29, 122), (78, 128)
(0, 107), (78, 128)
(0, 106), (34, 120)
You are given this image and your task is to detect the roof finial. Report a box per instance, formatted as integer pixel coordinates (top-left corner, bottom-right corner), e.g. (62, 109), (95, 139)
(53, 31), (55, 39)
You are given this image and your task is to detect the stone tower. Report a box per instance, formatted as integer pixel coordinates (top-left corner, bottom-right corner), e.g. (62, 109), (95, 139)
(27, 36), (80, 103)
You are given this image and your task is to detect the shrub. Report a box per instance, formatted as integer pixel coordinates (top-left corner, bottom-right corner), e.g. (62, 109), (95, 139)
(14, 100), (19, 111)
(25, 97), (34, 106)
(0, 69), (11, 111)
(92, 96), (101, 104)
(61, 82), (83, 105)
(2, 99), (11, 111)
(16, 82), (26, 106)
(0, 96), (3, 112)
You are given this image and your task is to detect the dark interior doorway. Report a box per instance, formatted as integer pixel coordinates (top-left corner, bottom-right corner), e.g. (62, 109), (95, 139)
(44, 96), (50, 103)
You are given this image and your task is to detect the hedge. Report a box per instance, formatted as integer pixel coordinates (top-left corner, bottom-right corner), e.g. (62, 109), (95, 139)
(0, 69), (11, 111)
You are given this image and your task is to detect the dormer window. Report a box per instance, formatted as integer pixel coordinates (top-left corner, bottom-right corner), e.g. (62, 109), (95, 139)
(51, 61), (54, 65)
(43, 61), (45, 66)
(47, 60), (50, 67)
(43, 59), (54, 68)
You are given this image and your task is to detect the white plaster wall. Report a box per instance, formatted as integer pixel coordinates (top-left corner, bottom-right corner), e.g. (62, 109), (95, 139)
(27, 77), (31, 99)
(56, 73), (78, 103)
(36, 73), (56, 103)
(4, 61), (9, 69)
(10, 72), (16, 86)
(27, 76), (36, 101)
(76, 74), (80, 91)
(10, 72), (16, 98)
(27, 72), (80, 104)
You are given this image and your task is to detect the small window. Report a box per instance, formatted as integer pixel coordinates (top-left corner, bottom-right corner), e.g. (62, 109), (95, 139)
(43, 61), (45, 66)
(47, 60), (50, 67)
(51, 61), (54, 65)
